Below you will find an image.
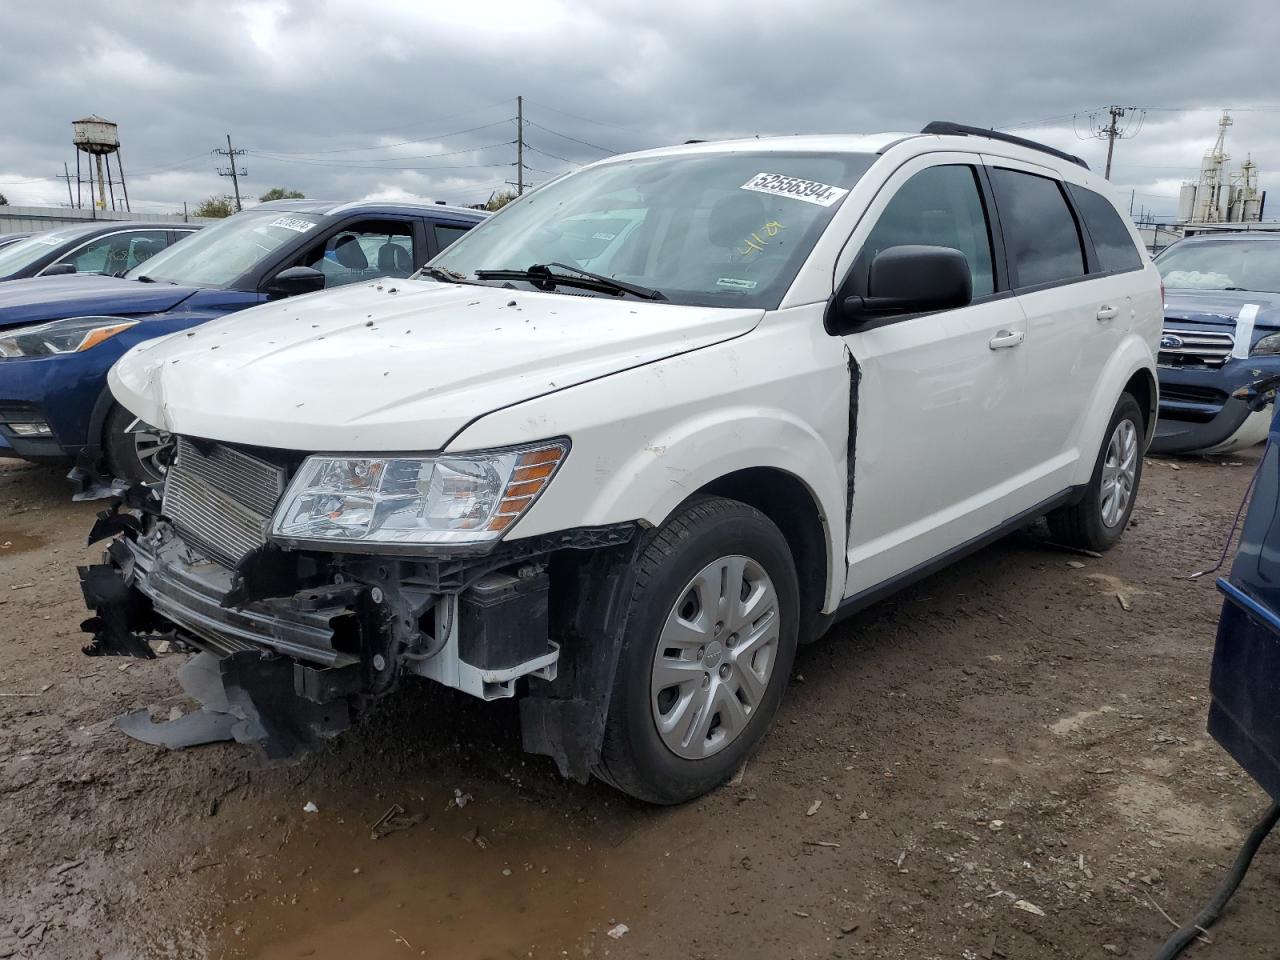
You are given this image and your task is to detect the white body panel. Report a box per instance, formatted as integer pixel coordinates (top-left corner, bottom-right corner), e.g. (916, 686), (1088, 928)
(110, 131), (1162, 614)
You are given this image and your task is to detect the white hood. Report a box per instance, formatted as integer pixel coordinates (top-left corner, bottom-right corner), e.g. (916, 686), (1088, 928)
(109, 279), (762, 452)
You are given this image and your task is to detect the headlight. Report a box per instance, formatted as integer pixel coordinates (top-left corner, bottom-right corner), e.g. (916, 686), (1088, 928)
(1253, 332), (1280, 356)
(271, 439), (569, 548)
(0, 316), (139, 358)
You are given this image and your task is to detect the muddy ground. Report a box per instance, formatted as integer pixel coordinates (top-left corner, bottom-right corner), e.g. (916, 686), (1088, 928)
(2, 451), (1278, 960)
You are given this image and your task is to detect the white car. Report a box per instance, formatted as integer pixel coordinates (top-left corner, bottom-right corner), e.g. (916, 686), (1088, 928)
(85, 121), (1161, 803)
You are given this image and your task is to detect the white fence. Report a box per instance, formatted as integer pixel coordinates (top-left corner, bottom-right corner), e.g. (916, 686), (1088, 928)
(0, 205), (217, 233)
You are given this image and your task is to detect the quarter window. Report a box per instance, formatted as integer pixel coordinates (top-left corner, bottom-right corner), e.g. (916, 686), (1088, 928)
(433, 223), (472, 252)
(1067, 184), (1144, 274)
(989, 169), (1086, 287)
(853, 165), (995, 298)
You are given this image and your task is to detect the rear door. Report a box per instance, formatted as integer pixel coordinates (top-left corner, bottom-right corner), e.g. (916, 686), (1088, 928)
(983, 161), (1109, 499)
(838, 155), (1032, 596)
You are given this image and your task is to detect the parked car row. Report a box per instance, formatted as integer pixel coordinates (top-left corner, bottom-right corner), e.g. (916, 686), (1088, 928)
(0, 200), (485, 483)
(53, 122), (1167, 803)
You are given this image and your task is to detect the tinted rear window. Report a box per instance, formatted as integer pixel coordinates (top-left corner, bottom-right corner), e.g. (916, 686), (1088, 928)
(990, 168), (1086, 288)
(1069, 185), (1144, 274)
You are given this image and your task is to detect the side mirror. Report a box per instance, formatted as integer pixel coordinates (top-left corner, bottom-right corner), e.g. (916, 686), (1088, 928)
(840, 245), (972, 327)
(43, 263), (76, 276)
(266, 265), (326, 299)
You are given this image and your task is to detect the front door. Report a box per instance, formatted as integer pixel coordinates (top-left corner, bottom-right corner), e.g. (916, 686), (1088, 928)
(837, 157), (1032, 598)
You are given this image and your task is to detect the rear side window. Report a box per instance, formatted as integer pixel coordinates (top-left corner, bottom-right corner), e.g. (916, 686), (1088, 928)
(990, 168), (1086, 288)
(1068, 185), (1144, 274)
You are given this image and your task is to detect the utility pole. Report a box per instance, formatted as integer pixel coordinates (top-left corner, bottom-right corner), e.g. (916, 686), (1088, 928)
(1089, 106), (1144, 181)
(215, 133), (248, 211)
(58, 162), (75, 207)
(516, 96), (524, 196)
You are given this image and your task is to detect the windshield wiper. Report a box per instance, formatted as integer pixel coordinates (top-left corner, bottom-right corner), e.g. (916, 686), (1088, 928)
(420, 265), (483, 286)
(474, 262), (667, 301)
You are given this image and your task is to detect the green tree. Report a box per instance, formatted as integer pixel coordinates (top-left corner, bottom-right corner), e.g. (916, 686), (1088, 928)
(192, 194), (236, 218)
(259, 186), (305, 202)
(0, 193), (8, 206)
(483, 190), (518, 212)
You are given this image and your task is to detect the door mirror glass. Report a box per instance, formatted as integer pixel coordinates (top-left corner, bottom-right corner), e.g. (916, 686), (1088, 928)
(266, 265), (326, 299)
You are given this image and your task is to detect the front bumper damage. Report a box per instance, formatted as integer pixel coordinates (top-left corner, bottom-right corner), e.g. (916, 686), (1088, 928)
(78, 484), (640, 772)
(1153, 363), (1280, 455)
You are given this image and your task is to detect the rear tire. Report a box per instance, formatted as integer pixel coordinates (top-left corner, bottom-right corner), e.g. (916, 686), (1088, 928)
(103, 404), (173, 485)
(595, 497), (799, 804)
(1046, 392), (1144, 552)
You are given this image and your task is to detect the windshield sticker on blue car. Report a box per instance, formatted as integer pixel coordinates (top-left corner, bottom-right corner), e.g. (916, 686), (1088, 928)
(269, 216), (318, 234)
(741, 173), (848, 207)
(717, 277), (758, 289)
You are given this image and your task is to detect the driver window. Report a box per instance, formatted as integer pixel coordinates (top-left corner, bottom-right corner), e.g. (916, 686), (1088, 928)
(57, 230), (170, 276)
(851, 165), (995, 298)
(301, 220), (415, 286)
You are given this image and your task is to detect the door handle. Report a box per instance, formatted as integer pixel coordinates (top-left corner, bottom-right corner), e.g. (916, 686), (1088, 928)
(1096, 304), (1119, 322)
(989, 329), (1025, 350)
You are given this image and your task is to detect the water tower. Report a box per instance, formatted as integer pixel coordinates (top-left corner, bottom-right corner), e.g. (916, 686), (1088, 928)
(72, 115), (130, 213)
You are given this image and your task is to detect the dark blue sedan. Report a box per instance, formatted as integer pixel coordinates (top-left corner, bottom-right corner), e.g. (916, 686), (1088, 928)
(0, 199), (485, 483)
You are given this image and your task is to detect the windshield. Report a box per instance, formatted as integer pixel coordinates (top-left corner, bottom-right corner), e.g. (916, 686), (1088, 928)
(0, 226), (89, 279)
(1156, 238), (1280, 294)
(431, 151), (876, 308)
(127, 210), (323, 288)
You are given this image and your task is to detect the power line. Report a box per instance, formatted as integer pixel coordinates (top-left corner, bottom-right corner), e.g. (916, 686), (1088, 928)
(523, 119), (619, 154)
(524, 143), (580, 166)
(251, 141), (514, 168)
(521, 99), (640, 133)
(258, 118), (515, 157)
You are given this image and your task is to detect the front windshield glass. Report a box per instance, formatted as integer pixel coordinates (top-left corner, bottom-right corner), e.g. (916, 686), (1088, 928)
(1156, 238), (1280, 294)
(127, 210), (323, 288)
(0, 226), (88, 279)
(431, 151), (877, 308)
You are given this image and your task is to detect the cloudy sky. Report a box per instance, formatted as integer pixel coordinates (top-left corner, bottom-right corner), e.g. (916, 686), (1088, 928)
(2, 0), (1278, 219)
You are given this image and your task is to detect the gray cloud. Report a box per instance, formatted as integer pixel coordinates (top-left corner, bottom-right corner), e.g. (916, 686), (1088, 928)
(2, 0), (1277, 219)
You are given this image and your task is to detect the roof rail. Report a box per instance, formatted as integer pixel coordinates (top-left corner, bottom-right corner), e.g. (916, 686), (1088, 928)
(920, 121), (1089, 170)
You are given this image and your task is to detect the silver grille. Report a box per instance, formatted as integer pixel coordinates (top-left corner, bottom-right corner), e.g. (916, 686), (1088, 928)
(162, 437), (287, 567)
(1159, 327), (1235, 368)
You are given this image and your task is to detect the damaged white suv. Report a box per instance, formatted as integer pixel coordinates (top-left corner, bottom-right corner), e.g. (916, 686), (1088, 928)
(82, 122), (1161, 803)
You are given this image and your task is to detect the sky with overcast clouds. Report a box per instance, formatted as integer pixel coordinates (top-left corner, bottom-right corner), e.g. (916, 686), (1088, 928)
(1, 0), (1278, 219)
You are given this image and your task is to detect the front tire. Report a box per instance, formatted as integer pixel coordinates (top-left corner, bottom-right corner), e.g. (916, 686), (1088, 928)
(1047, 392), (1145, 552)
(103, 404), (173, 485)
(596, 497), (799, 804)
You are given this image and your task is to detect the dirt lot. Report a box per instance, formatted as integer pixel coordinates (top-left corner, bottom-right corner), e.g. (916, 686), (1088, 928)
(2, 451), (1278, 960)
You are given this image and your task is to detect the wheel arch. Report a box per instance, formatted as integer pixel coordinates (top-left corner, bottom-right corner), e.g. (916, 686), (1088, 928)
(1069, 337), (1158, 488)
(1123, 366), (1158, 447)
(694, 467), (832, 643)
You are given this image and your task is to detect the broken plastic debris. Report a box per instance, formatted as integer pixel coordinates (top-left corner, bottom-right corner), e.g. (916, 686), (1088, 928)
(452, 788), (473, 809)
(1011, 899), (1045, 916)
(806, 799), (822, 816)
(303, 801), (318, 814)
(606, 923), (629, 940)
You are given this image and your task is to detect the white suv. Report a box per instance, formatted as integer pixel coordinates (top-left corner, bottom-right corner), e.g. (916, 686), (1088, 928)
(84, 122), (1161, 803)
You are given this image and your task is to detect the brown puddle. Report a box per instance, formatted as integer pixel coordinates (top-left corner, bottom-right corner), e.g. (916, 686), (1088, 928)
(208, 780), (653, 959)
(0, 530), (47, 558)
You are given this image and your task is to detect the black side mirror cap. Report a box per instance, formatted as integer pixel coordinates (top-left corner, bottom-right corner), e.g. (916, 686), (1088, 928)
(42, 263), (76, 276)
(839, 244), (972, 329)
(266, 265), (326, 299)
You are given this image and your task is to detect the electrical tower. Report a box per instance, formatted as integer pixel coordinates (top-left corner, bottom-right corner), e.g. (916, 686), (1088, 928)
(1081, 106), (1145, 180)
(214, 134), (248, 211)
